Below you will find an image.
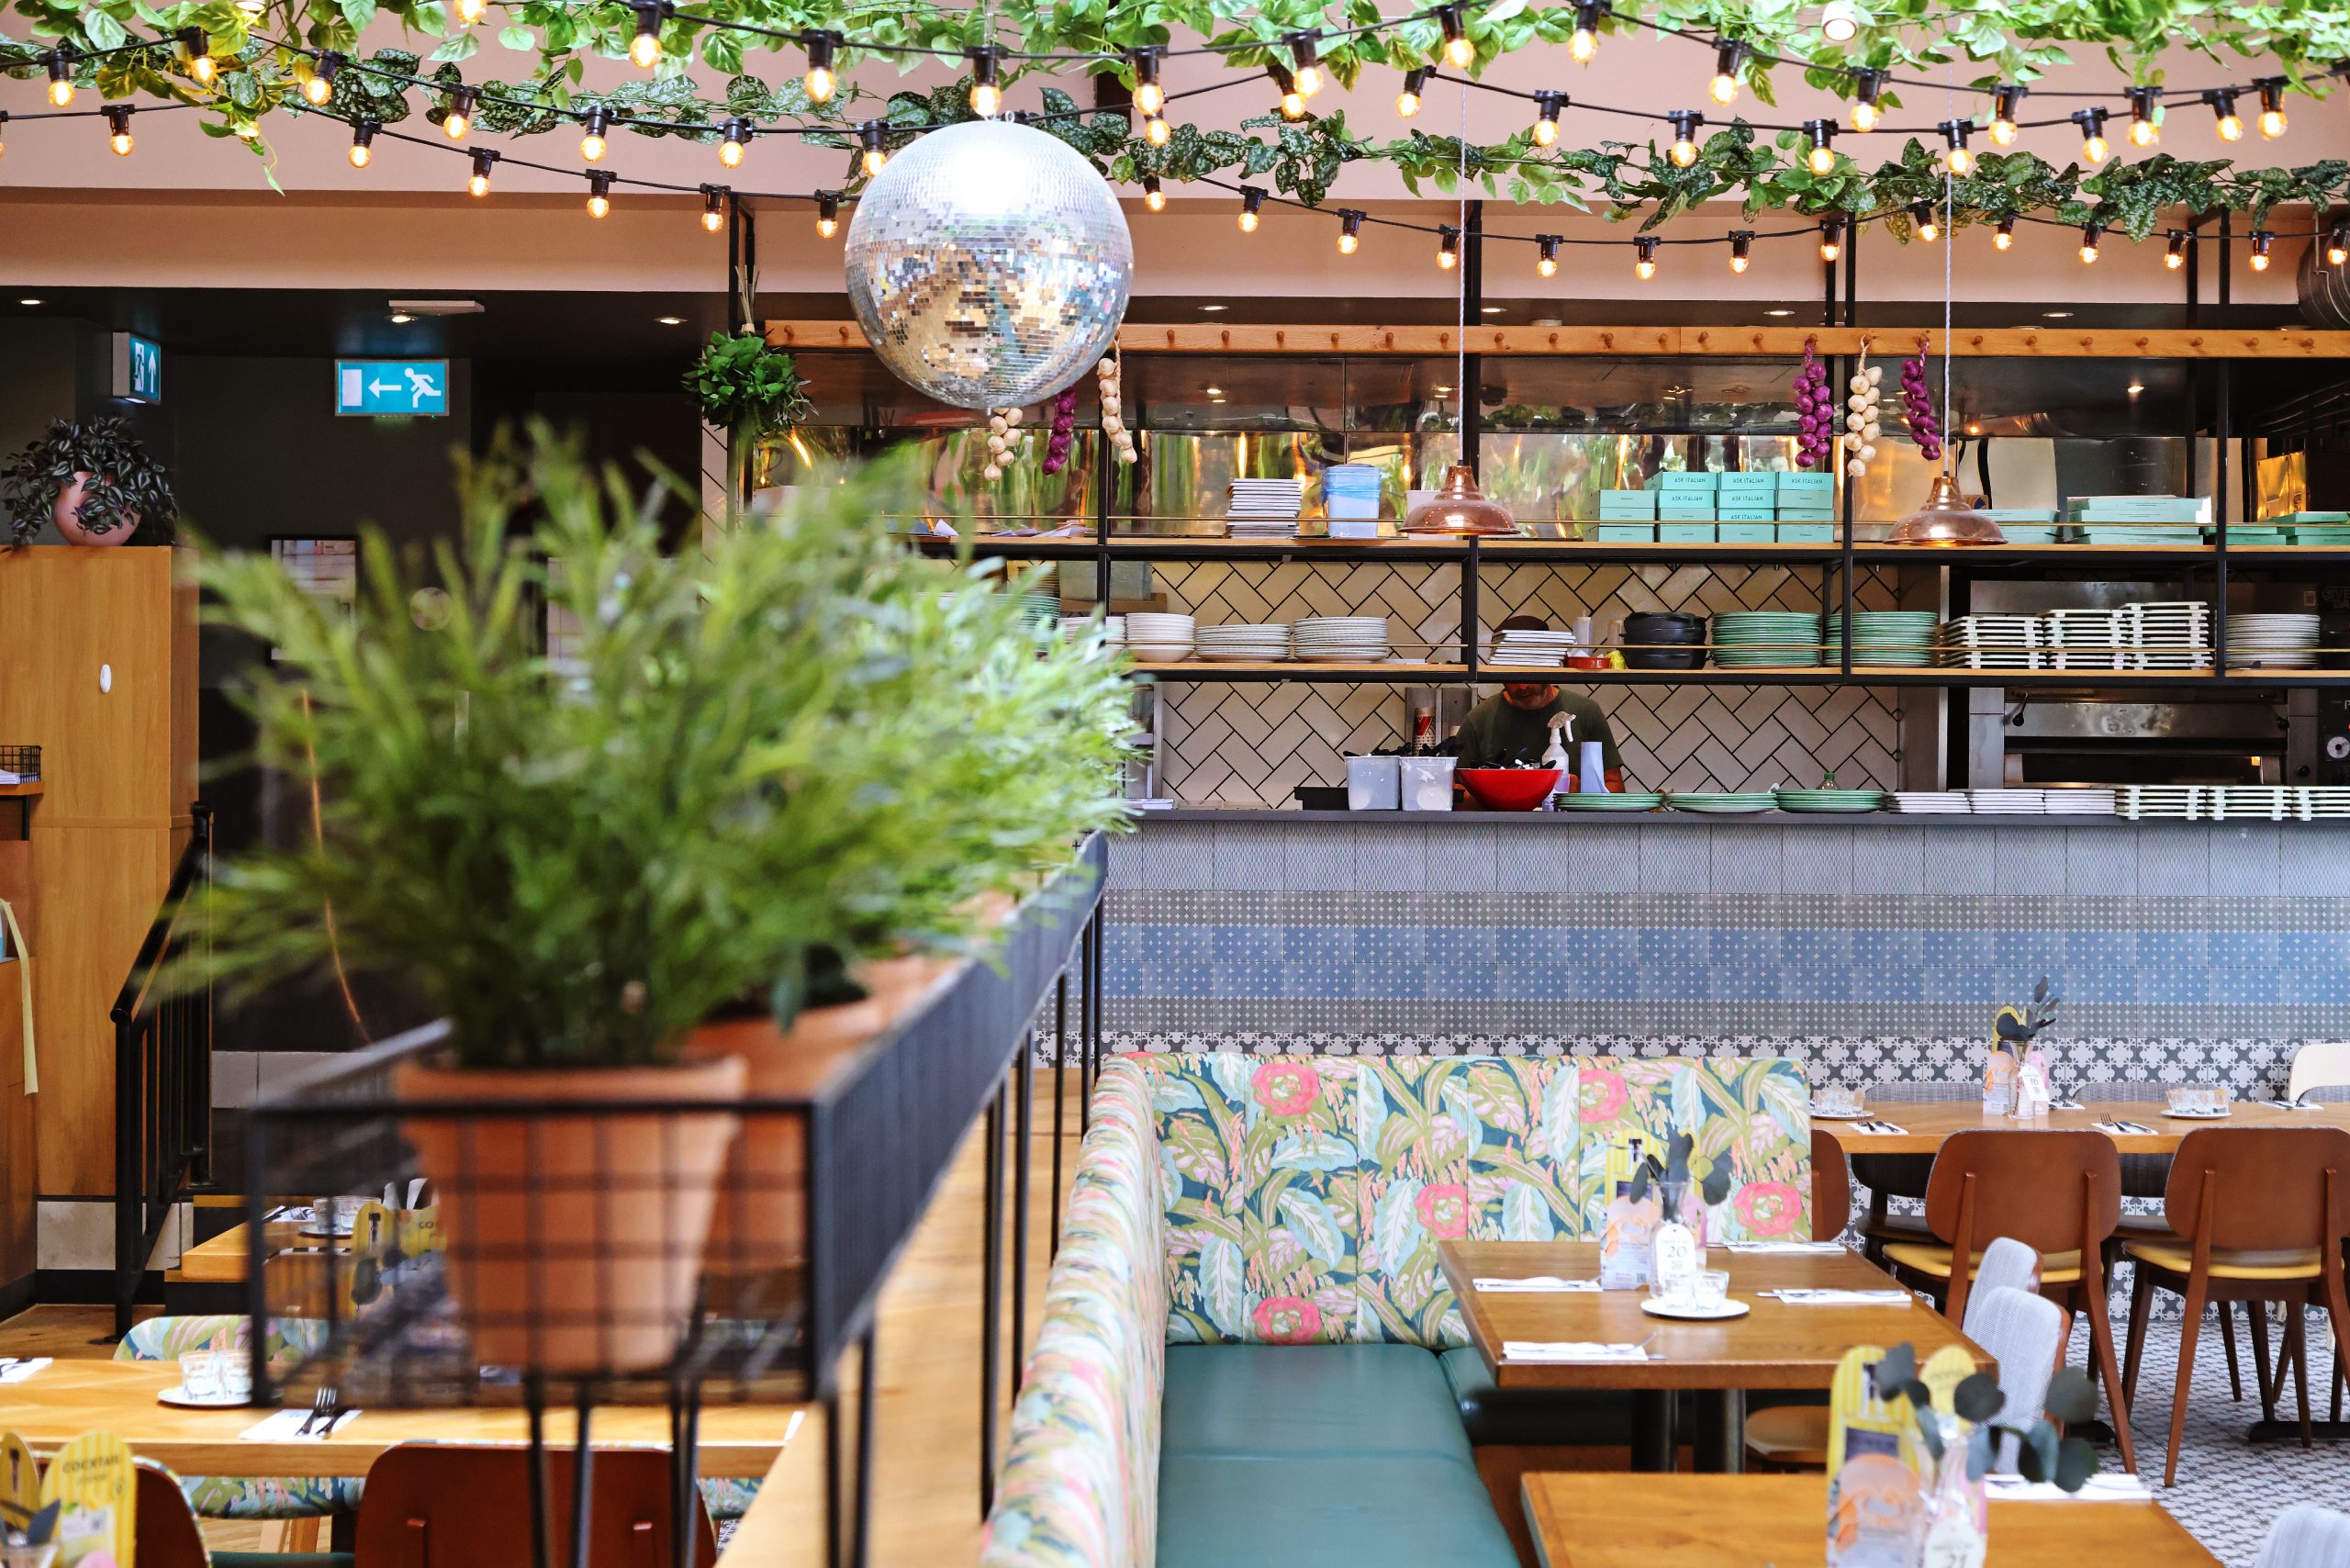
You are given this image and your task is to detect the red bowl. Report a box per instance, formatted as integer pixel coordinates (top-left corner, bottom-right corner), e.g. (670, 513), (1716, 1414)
(1457, 768), (1561, 812)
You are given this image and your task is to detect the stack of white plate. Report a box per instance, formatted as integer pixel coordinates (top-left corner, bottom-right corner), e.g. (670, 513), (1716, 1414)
(2210, 786), (2296, 821)
(1487, 626), (1576, 668)
(2232, 612), (2320, 669)
(1938, 616), (2044, 670)
(2042, 788), (2119, 815)
(1967, 788), (2049, 814)
(2046, 609), (2125, 672)
(1125, 611), (1196, 662)
(2121, 785), (2210, 821)
(1890, 790), (1970, 813)
(1227, 479), (1304, 535)
(2121, 601), (2211, 670)
(1292, 616), (1391, 663)
(1058, 614), (1127, 649)
(1194, 622), (1292, 662)
(2305, 788), (2350, 818)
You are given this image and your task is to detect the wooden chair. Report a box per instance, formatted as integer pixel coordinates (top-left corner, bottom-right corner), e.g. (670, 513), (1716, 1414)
(135, 1463), (212, 1568)
(2121, 1126), (2350, 1486)
(1811, 1127), (1851, 1244)
(1852, 1079), (1980, 1262)
(1879, 1130), (2135, 1474)
(353, 1445), (718, 1568)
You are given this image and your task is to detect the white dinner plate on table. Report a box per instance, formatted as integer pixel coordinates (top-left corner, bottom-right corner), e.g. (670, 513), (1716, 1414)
(1810, 1108), (1874, 1120)
(2161, 1107), (2232, 1119)
(1639, 1298), (1751, 1321)
(158, 1385), (252, 1408)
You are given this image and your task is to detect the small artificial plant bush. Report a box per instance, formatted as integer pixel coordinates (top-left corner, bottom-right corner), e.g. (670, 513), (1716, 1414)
(1625, 1130), (1733, 1208)
(685, 330), (813, 435)
(182, 426), (1132, 1070)
(1872, 1341), (2101, 1490)
(4, 416), (176, 544)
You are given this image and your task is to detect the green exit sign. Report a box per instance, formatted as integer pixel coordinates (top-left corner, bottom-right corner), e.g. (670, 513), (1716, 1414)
(111, 333), (161, 404)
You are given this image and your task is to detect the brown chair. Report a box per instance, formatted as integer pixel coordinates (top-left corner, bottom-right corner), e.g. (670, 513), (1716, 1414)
(1852, 1079), (1980, 1261)
(1812, 1127), (1851, 1244)
(136, 1463), (213, 1568)
(353, 1445), (718, 1568)
(2121, 1126), (2350, 1486)
(1879, 1129), (2135, 1473)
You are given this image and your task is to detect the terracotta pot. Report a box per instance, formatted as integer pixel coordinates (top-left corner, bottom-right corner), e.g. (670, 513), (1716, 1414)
(52, 473), (140, 547)
(394, 1053), (745, 1373)
(688, 957), (960, 1279)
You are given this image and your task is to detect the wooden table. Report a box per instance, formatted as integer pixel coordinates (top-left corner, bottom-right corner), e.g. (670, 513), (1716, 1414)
(1522, 1473), (2218, 1568)
(0, 1359), (796, 1478)
(1812, 1100), (2350, 1156)
(1438, 1241), (1984, 1471)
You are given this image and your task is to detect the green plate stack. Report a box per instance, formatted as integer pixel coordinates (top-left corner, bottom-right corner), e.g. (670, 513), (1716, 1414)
(1773, 787), (1889, 812)
(1710, 611), (1822, 669)
(1556, 790), (1666, 812)
(1826, 610), (1940, 667)
(1666, 791), (1778, 813)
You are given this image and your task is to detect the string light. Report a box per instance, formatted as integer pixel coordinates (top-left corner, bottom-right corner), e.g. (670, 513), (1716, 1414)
(1438, 4), (1473, 68)
(2329, 225), (2349, 266)
(2073, 106), (2109, 163)
(1989, 84), (2024, 145)
(1709, 39), (1745, 106)
(45, 52), (74, 108)
(1849, 68), (1883, 131)
(1237, 185), (1264, 233)
(1729, 230), (1751, 273)
(348, 118), (378, 168)
(443, 86), (477, 140)
(968, 47), (1002, 118)
(1667, 109), (1702, 167)
(1994, 213), (2016, 250)
(1532, 90), (1565, 146)
(467, 148), (497, 196)
(1818, 217), (1843, 262)
(179, 28), (217, 85)
(2165, 229), (2188, 268)
(1537, 233), (1560, 277)
(1939, 118), (1973, 174)
(1273, 64), (1306, 120)
(2249, 229), (2274, 270)
(1396, 67), (1428, 118)
(299, 50), (341, 106)
(2078, 221), (2101, 263)
(1129, 174), (1159, 212)
(104, 105), (133, 156)
(1338, 208), (1363, 253)
(456, 0), (486, 20)
(2255, 77), (2288, 138)
(1804, 118), (1836, 174)
(1570, 0), (1605, 62)
(579, 105), (610, 161)
(718, 117), (749, 167)
(2126, 84), (2160, 147)
(1910, 200), (1939, 243)
(859, 119), (888, 177)
(1634, 235), (1658, 280)
(815, 190), (840, 237)
(628, 0), (666, 69)
(2209, 89), (2244, 140)
(1437, 225), (1459, 269)
(586, 170), (612, 218)
(1819, 0), (1860, 42)
(1287, 31), (1323, 96)
(701, 185), (725, 231)
(802, 31), (839, 103)
(1130, 48), (1164, 116)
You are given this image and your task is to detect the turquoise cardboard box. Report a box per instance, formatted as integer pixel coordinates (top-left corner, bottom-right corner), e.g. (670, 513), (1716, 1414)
(1775, 471), (1835, 498)
(1777, 522), (1836, 543)
(1645, 470), (1719, 493)
(1597, 489), (1660, 518)
(1979, 508), (2059, 523)
(1717, 506), (1778, 522)
(1657, 503), (1718, 522)
(1774, 507), (1838, 523)
(1659, 522), (1718, 543)
(1717, 523), (1778, 543)
(1594, 521), (1657, 542)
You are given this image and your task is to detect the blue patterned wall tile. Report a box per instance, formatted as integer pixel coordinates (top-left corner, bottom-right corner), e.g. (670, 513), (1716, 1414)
(1715, 927), (1785, 966)
(2207, 929), (2280, 967)
(2066, 929), (2138, 967)
(1639, 827), (1710, 892)
(2281, 847), (2350, 896)
(2209, 969), (2280, 1005)
(2139, 830), (2206, 896)
(2206, 827), (2280, 897)
(1852, 827), (1927, 895)
(1783, 826), (1856, 893)
(1571, 827), (1645, 893)
(1938, 828), (1998, 892)
(1854, 929), (1927, 969)
(1708, 825), (1782, 893)
(1426, 825), (1500, 892)
(2060, 827), (2138, 895)
(1212, 823), (1284, 891)
(1993, 827), (2069, 895)
(1139, 822), (1218, 890)
(1638, 926), (1711, 964)
(1106, 834), (1147, 891)
(1354, 825), (1427, 891)
(1281, 823), (1357, 890)
(1516, 834), (1578, 894)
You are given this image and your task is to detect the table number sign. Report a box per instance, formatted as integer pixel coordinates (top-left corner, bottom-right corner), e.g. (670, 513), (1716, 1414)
(1598, 1133), (1659, 1291)
(1827, 1346), (1926, 1568)
(1989, 979), (2062, 1120)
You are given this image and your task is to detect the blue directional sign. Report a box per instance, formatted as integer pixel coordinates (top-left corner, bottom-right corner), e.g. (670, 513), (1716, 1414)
(112, 332), (162, 403)
(335, 359), (450, 418)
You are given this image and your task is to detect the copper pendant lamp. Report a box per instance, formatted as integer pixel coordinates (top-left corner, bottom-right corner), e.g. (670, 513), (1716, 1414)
(1403, 463), (1517, 535)
(1887, 471), (2007, 546)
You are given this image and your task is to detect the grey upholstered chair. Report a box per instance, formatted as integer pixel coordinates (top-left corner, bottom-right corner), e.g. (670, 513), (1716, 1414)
(2257, 1506), (2350, 1568)
(1967, 1284), (2066, 1473)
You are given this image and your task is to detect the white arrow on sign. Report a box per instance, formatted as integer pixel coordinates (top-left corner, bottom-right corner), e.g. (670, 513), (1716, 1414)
(367, 378), (397, 396)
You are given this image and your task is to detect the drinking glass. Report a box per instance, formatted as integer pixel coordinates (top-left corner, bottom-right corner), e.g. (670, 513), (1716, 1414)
(1695, 1270), (1731, 1309)
(179, 1350), (221, 1400)
(2165, 1086), (2191, 1115)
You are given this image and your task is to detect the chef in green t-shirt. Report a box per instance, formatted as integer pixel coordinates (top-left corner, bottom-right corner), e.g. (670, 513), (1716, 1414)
(1454, 615), (1625, 789)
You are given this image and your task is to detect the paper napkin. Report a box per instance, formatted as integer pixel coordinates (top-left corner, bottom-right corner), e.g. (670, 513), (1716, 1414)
(1985, 1474), (2151, 1502)
(1502, 1341), (1651, 1362)
(1848, 1121), (1909, 1135)
(1474, 1276), (1601, 1293)
(0, 1357), (51, 1383)
(1726, 1241), (1847, 1254)
(1764, 1289), (1912, 1305)
(240, 1407), (362, 1442)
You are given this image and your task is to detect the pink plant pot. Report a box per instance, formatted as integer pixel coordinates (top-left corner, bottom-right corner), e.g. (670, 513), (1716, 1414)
(52, 473), (140, 547)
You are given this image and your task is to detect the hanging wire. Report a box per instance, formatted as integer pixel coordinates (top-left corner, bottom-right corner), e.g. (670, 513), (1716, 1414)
(1941, 59), (1954, 474)
(1456, 77), (1469, 454)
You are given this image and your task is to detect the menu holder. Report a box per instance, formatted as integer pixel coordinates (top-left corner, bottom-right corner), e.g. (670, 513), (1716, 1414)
(39, 1431), (135, 1568)
(1597, 1132), (1659, 1291)
(0, 1431), (38, 1538)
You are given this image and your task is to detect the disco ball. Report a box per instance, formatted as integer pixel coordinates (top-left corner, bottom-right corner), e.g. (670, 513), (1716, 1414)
(845, 119), (1133, 410)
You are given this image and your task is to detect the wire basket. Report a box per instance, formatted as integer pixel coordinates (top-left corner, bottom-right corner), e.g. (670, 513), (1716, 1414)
(0, 744), (39, 779)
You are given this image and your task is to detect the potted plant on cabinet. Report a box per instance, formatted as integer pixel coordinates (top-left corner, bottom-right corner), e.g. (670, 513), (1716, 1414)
(179, 428), (1132, 1371)
(4, 416), (176, 546)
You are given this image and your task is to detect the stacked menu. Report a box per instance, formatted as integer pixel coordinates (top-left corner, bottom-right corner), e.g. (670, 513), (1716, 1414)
(1227, 478), (1304, 537)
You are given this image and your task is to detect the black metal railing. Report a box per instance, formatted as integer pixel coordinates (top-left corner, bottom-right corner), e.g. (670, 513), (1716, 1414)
(113, 802), (214, 1337)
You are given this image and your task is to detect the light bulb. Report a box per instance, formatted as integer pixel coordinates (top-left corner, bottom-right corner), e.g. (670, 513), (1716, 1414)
(580, 106), (610, 162)
(457, 0), (486, 20)
(1849, 69), (1882, 131)
(1237, 186), (1264, 233)
(1533, 91), (1563, 146)
(1281, 84), (1305, 119)
(2165, 230), (2187, 268)
(1994, 216), (2015, 251)
(349, 121), (377, 168)
(969, 49), (1001, 117)
(1916, 212), (1940, 243)
(859, 120), (887, 177)
(587, 173), (611, 218)
(2250, 230), (2274, 271)
(1537, 234), (1560, 276)
(803, 31), (837, 103)
(1570, 27), (1596, 62)
(443, 88), (476, 141)
(2259, 106), (2287, 138)
(304, 73), (332, 106)
(1729, 231), (1751, 273)
(1634, 237), (1657, 280)
(1710, 40), (1743, 106)
(2256, 78), (2287, 138)
(2083, 133), (2108, 163)
(1989, 87), (2020, 145)
(2078, 222), (2101, 263)
(1850, 100), (1876, 130)
(1142, 175), (1165, 212)
(2329, 226), (2348, 266)
(1667, 111), (1701, 168)
(1818, 218), (1843, 262)
(1145, 115), (1169, 146)
(1821, 0), (1860, 41)
(1805, 118), (1836, 174)
(1131, 49), (1164, 116)
(106, 107), (133, 156)
(45, 53), (73, 108)
(1672, 136), (1697, 166)
(2128, 118), (2156, 147)
(1289, 31), (1322, 95)
(1439, 5), (1473, 67)
(187, 38), (218, 86)
(702, 187), (724, 231)
(815, 191), (840, 237)
(628, 2), (664, 69)
(1338, 210), (1362, 254)
(1396, 68), (1427, 118)
(2210, 90), (2243, 140)
(719, 118), (747, 167)
(1438, 227), (1458, 269)
(468, 151), (494, 196)
(1940, 119), (1973, 174)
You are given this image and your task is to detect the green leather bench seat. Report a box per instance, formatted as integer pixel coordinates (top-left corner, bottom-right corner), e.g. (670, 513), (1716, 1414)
(1157, 1345), (1518, 1568)
(1438, 1346), (1641, 1448)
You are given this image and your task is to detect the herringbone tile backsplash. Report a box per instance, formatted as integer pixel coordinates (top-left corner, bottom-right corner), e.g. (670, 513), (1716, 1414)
(1152, 560), (1909, 804)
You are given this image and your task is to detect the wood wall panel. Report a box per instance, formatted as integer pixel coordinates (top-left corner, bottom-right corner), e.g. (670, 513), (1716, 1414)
(0, 958), (32, 1286)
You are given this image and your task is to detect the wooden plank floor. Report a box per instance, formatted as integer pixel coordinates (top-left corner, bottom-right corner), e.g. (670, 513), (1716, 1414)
(0, 1070), (1084, 1568)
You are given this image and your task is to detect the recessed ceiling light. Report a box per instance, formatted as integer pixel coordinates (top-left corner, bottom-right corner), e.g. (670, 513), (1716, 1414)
(387, 298), (484, 316)
(1480, 306), (1505, 315)
(1200, 304), (1227, 312)
(2127, 381), (2144, 396)
(18, 297), (41, 306)
(387, 312), (415, 324)
(2043, 310), (2075, 319)
(657, 316), (685, 325)
(1435, 385), (1453, 395)
(1202, 386), (1225, 396)
(1764, 308), (1793, 317)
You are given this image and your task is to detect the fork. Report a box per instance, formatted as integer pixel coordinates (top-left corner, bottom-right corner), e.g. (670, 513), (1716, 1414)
(297, 1386), (339, 1437)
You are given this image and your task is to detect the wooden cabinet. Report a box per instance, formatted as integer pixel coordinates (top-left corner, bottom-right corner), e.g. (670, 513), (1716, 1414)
(0, 547), (198, 1199)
